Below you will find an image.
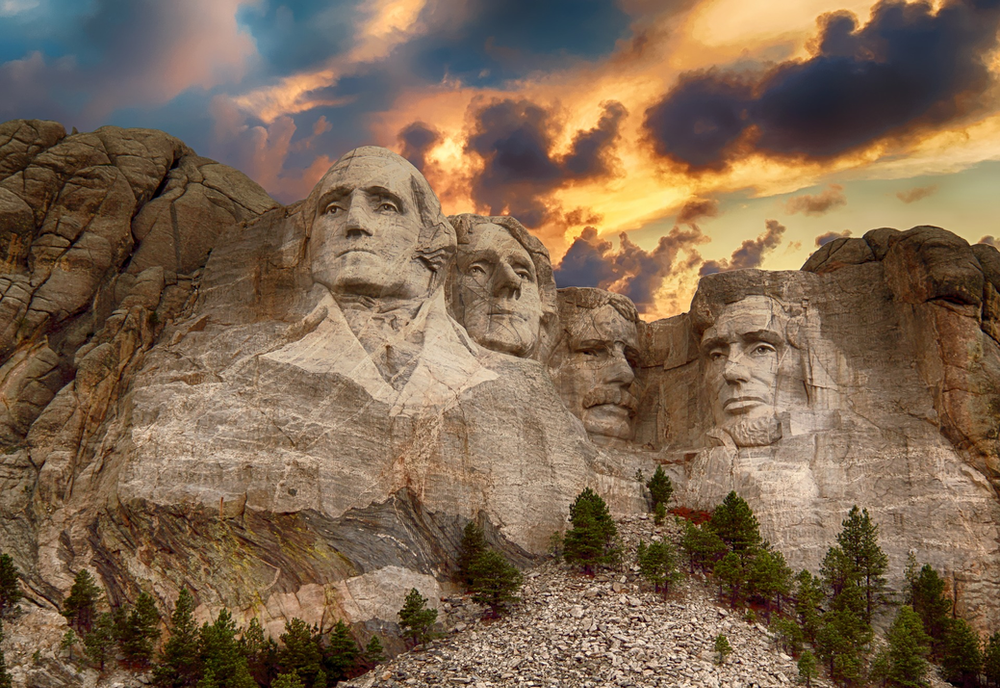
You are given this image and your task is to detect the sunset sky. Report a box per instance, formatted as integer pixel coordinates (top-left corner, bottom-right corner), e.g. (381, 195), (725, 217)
(3, 0), (999, 318)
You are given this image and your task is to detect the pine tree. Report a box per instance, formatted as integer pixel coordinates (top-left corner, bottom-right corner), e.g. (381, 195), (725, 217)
(199, 608), (244, 687)
(83, 612), (116, 672)
(197, 669), (218, 688)
(983, 632), (1000, 688)
(563, 488), (620, 573)
(794, 569), (824, 644)
(636, 539), (681, 597)
(816, 583), (872, 686)
(746, 547), (792, 619)
(836, 506), (888, 623)
(398, 588), (437, 647)
(680, 520), (726, 574)
(768, 616), (803, 656)
(239, 617), (278, 687)
(272, 671), (304, 688)
(312, 668), (327, 688)
(61, 629), (79, 661)
(0, 618), (12, 688)
(885, 605), (931, 688)
(62, 569), (102, 633)
(117, 592), (161, 669)
(468, 548), (523, 617)
(645, 465), (673, 512)
(322, 619), (359, 682)
(278, 618), (322, 685)
(456, 521), (487, 589)
(797, 649), (818, 688)
(909, 563), (952, 657)
(708, 492), (761, 558)
(941, 618), (982, 688)
(363, 636), (385, 667)
(154, 588), (201, 688)
(714, 634), (732, 664)
(0, 554), (21, 616)
(870, 648), (891, 688)
(713, 552), (745, 607)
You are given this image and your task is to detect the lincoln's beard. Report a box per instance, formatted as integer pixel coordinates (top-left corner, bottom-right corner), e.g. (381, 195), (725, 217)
(716, 413), (782, 448)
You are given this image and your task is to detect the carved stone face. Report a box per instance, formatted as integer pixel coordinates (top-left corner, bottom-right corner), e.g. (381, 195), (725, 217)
(457, 223), (542, 356)
(551, 303), (639, 441)
(309, 153), (431, 300)
(701, 295), (785, 431)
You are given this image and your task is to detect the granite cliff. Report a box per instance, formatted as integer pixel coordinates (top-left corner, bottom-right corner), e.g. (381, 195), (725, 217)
(0, 120), (998, 646)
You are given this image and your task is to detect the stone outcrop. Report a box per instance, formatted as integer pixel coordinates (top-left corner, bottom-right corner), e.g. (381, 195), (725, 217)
(1, 120), (1000, 648)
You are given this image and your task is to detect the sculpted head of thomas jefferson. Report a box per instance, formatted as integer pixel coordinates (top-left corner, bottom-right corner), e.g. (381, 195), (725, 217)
(305, 146), (455, 302)
(447, 213), (557, 359)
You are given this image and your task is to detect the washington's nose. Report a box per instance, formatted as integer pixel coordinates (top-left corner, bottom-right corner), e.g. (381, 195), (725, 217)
(492, 261), (521, 298)
(344, 199), (373, 238)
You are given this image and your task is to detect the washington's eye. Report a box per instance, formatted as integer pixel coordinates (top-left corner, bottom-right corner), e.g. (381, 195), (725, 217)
(323, 203), (345, 215)
(377, 200), (400, 213)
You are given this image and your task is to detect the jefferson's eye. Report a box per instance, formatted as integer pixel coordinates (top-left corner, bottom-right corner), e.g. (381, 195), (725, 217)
(469, 264), (487, 275)
(515, 269), (531, 280)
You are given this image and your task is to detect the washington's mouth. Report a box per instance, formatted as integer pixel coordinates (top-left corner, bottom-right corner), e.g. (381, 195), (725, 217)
(336, 247), (378, 257)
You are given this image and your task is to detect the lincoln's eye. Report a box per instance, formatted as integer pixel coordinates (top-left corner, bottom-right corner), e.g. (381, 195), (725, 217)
(751, 343), (776, 356)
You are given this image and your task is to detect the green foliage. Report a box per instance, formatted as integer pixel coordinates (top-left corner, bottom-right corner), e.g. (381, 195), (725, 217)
(797, 649), (818, 687)
(83, 612), (115, 672)
(746, 546), (793, 619)
(708, 492), (761, 558)
(240, 617), (278, 687)
(941, 618), (982, 688)
(278, 618), (322, 685)
(363, 635), (385, 667)
(653, 501), (667, 526)
(200, 608), (250, 688)
(713, 552), (745, 607)
(769, 616), (804, 656)
(322, 619), (359, 682)
(311, 668), (327, 688)
(272, 671), (305, 688)
(197, 669), (218, 688)
(679, 520), (726, 575)
(645, 465), (673, 512)
(60, 629), (79, 661)
(714, 633), (732, 665)
(0, 619), (12, 688)
(636, 539), (681, 597)
(116, 591), (161, 669)
(885, 605), (931, 688)
(0, 554), (21, 616)
(816, 584), (872, 687)
(794, 569), (824, 645)
(468, 548), (523, 617)
(870, 648), (891, 688)
(456, 521), (487, 589)
(62, 569), (102, 633)
(398, 588), (437, 647)
(154, 589), (200, 688)
(563, 488), (620, 573)
(836, 506), (888, 623)
(909, 563), (953, 656)
(983, 632), (1000, 688)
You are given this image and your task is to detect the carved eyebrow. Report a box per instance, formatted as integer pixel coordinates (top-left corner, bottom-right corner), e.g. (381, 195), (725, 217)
(316, 186), (352, 210)
(315, 185), (408, 212)
(701, 336), (729, 353)
(740, 329), (783, 346)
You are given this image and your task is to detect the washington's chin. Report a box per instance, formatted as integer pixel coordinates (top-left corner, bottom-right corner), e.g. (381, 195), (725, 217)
(582, 404), (633, 441)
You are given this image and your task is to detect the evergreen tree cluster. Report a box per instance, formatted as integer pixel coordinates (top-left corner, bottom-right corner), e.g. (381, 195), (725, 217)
(562, 487), (622, 573)
(456, 521), (524, 617)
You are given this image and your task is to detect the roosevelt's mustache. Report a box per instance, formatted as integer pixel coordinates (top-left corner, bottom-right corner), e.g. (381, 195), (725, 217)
(583, 387), (638, 414)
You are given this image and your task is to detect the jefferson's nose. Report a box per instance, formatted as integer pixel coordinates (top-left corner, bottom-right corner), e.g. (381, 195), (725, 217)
(492, 261), (521, 298)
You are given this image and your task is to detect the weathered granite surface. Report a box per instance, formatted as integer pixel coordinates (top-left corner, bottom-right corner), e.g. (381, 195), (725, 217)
(1, 119), (999, 641)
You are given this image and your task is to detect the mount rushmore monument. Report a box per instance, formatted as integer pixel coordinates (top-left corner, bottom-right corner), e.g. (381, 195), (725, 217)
(0, 120), (999, 638)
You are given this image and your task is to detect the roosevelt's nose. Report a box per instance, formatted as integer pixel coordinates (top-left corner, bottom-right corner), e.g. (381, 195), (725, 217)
(492, 261), (521, 298)
(344, 196), (374, 238)
(602, 350), (635, 388)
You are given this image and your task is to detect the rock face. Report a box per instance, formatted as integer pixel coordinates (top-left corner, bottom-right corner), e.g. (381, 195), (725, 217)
(1, 121), (999, 640)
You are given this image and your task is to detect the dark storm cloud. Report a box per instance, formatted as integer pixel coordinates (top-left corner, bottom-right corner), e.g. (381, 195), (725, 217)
(236, 1), (361, 74)
(465, 98), (627, 226)
(398, 122), (442, 173)
(815, 229), (853, 246)
(786, 184), (847, 215)
(700, 220), (787, 274)
(553, 199), (714, 312)
(644, 0), (1000, 170)
(896, 184), (938, 203)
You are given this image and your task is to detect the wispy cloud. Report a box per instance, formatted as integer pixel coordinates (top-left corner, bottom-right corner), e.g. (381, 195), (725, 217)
(896, 184), (938, 204)
(785, 184), (846, 216)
